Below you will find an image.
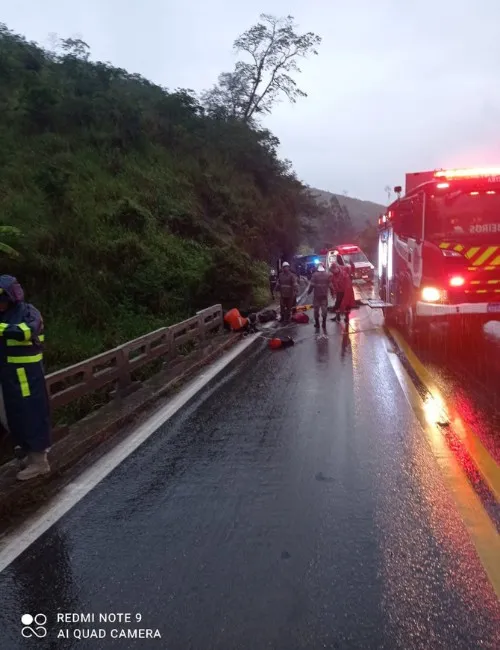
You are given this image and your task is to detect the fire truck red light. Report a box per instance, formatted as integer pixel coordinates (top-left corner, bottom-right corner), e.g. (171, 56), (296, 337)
(450, 276), (465, 287)
(470, 191), (479, 196)
(487, 190), (496, 195)
(434, 166), (500, 179)
(437, 182), (449, 189)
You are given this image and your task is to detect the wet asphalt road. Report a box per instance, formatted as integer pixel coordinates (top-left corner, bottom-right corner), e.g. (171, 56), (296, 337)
(1, 305), (500, 649)
(409, 320), (500, 463)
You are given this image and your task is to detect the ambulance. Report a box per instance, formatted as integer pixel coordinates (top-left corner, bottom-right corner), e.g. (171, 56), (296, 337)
(326, 245), (375, 283)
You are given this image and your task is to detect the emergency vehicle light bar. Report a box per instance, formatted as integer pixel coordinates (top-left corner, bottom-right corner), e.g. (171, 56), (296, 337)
(337, 245), (358, 251)
(434, 166), (500, 179)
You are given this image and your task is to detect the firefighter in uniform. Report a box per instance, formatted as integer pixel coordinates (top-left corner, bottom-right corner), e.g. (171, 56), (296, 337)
(308, 263), (331, 331)
(275, 262), (298, 324)
(0, 275), (51, 480)
(330, 264), (355, 325)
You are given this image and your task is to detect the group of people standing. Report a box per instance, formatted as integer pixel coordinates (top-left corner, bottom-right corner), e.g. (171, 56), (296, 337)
(272, 261), (355, 331)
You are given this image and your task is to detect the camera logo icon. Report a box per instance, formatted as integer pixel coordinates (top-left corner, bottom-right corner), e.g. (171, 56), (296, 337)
(21, 613), (47, 638)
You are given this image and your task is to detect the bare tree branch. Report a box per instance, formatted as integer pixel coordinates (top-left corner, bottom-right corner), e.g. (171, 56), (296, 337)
(202, 14), (321, 122)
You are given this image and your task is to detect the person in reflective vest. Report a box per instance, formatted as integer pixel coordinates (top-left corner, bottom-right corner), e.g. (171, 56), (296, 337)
(0, 275), (51, 480)
(275, 262), (299, 324)
(307, 263), (331, 331)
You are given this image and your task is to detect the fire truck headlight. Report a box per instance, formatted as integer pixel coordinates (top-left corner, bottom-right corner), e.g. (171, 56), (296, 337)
(422, 286), (441, 302)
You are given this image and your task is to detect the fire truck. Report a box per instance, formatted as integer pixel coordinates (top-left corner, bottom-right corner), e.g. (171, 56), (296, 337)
(373, 167), (500, 337)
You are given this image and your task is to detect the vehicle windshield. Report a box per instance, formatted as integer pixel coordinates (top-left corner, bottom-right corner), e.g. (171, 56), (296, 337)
(341, 252), (369, 264)
(426, 190), (500, 239)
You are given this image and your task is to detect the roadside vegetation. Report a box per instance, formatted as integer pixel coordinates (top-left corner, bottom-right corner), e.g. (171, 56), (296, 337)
(0, 16), (324, 371)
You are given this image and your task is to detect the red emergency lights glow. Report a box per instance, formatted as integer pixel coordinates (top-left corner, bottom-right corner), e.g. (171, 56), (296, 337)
(436, 182), (449, 189)
(449, 276), (465, 287)
(338, 245), (358, 251)
(434, 166), (500, 179)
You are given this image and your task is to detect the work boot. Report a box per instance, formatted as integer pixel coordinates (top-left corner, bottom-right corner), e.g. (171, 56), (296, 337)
(314, 318), (320, 330)
(16, 452), (50, 481)
(14, 445), (28, 470)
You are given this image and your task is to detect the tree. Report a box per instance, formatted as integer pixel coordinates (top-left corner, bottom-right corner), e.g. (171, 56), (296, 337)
(202, 14), (321, 122)
(338, 204), (353, 240)
(358, 219), (378, 261)
(59, 37), (90, 60)
(320, 196), (343, 248)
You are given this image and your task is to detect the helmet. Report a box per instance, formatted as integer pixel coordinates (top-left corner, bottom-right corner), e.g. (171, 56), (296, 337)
(282, 262), (290, 268)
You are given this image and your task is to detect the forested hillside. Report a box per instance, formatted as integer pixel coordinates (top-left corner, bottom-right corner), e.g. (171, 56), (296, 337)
(0, 23), (322, 371)
(310, 188), (385, 232)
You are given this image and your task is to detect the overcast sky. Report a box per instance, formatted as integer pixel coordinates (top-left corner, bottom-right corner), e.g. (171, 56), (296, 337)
(3, 0), (500, 204)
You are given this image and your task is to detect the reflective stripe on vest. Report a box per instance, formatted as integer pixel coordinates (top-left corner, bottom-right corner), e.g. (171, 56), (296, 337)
(7, 353), (43, 364)
(7, 334), (44, 347)
(19, 323), (31, 340)
(16, 367), (31, 397)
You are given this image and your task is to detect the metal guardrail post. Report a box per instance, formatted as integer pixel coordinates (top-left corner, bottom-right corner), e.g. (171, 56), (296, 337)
(216, 304), (224, 331)
(115, 346), (132, 395)
(198, 314), (206, 342)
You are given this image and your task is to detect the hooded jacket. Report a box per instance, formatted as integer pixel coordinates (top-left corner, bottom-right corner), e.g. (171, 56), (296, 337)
(330, 266), (356, 310)
(0, 276), (44, 366)
(0, 275), (50, 452)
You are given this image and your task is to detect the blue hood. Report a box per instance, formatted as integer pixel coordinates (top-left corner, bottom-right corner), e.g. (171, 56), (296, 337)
(0, 275), (25, 303)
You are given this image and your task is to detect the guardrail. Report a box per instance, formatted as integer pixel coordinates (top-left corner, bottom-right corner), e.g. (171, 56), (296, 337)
(46, 305), (224, 410)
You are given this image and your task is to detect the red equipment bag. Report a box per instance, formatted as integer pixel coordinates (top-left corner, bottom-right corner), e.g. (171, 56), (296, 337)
(291, 312), (309, 324)
(268, 337), (295, 350)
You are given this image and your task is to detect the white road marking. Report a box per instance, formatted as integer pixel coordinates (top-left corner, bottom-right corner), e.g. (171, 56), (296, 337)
(0, 332), (264, 573)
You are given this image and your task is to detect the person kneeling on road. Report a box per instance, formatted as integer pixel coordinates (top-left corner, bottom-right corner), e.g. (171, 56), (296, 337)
(224, 308), (258, 334)
(308, 264), (331, 332)
(275, 262), (298, 324)
(330, 264), (356, 325)
(0, 275), (51, 480)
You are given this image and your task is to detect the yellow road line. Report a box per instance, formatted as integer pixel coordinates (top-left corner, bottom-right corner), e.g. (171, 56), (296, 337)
(385, 337), (500, 601)
(389, 328), (500, 503)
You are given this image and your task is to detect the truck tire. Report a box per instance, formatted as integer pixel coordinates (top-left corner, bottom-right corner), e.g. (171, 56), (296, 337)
(403, 304), (429, 342)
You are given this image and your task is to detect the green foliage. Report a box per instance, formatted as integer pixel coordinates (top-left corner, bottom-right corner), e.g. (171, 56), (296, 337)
(0, 225), (22, 258)
(202, 14), (321, 122)
(0, 23), (322, 371)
